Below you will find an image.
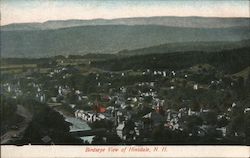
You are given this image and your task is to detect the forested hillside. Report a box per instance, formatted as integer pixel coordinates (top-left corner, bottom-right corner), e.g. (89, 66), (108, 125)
(2, 25), (250, 58)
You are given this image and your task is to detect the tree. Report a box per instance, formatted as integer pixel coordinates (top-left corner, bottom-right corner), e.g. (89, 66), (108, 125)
(187, 115), (203, 129)
(151, 124), (165, 143)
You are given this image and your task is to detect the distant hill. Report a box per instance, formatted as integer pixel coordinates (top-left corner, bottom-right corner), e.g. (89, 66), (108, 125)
(2, 16), (250, 31)
(1, 25), (250, 58)
(119, 39), (250, 56)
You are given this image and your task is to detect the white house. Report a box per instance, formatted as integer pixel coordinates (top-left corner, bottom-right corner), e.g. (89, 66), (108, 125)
(116, 122), (126, 140)
(231, 102), (237, 108)
(244, 108), (250, 113)
(216, 127), (227, 137)
(171, 71), (176, 76)
(193, 84), (198, 90)
(188, 108), (199, 116)
(163, 71), (167, 77)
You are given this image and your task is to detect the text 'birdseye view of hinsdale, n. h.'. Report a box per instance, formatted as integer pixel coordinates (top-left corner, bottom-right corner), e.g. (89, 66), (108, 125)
(1, 0), (250, 147)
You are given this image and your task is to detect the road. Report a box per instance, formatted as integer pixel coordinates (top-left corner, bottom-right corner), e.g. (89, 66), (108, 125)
(1, 104), (33, 144)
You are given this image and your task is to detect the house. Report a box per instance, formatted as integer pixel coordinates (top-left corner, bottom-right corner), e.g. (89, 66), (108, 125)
(75, 110), (106, 123)
(132, 97), (138, 103)
(120, 87), (127, 93)
(37, 87), (41, 92)
(82, 96), (88, 99)
(216, 127), (227, 137)
(75, 90), (81, 95)
(40, 94), (46, 102)
(69, 104), (76, 109)
(163, 71), (167, 77)
(97, 113), (106, 120)
(150, 82), (155, 87)
(116, 122), (126, 139)
(58, 86), (62, 95)
(231, 102), (237, 108)
(200, 108), (210, 113)
(50, 97), (57, 102)
(171, 71), (176, 76)
(134, 121), (144, 136)
(7, 84), (11, 92)
(193, 84), (198, 90)
(244, 108), (250, 113)
(188, 108), (200, 116)
(172, 122), (180, 130)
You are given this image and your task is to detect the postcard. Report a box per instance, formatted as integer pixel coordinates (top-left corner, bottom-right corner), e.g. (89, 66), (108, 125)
(1, 0), (250, 158)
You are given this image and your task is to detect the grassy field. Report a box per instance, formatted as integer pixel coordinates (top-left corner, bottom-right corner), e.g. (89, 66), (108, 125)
(0, 64), (37, 70)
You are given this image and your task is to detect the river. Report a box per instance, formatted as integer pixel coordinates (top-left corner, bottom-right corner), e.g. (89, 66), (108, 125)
(65, 116), (94, 144)
(53, 108), (94, 144)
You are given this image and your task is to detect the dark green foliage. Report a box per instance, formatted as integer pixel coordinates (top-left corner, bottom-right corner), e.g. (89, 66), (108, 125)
(0, 58), (51, 65)
(0, 97), (24, 134)
(245, 112), (250, 145)
(16, 100), (83, 145)
(91, 120), (113, 131)
(93, 47), (250, 74)
(119, 40), (250, 56)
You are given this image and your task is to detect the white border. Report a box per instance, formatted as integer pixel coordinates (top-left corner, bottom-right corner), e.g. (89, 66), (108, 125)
(1, 145), (249, 158)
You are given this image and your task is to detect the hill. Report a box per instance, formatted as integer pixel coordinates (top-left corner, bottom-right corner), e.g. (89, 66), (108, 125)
(92, 47), (250, 74)
(2, 16), (250, 31)
(118, 39), (250, 55)
(1, 25), (250, 58)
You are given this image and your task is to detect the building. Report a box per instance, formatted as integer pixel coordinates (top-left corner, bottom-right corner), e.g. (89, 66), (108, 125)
(116, 122), (126, 140)
(74, 110), (105, 123)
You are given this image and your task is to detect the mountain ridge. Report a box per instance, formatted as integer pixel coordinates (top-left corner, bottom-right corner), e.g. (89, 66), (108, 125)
(2, 16), (250, 31)
(1, 16), (249, 58)
(1, 24), (250, 58)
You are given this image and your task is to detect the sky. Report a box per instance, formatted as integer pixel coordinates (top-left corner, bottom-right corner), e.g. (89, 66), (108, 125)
(1, 0), (249, 25)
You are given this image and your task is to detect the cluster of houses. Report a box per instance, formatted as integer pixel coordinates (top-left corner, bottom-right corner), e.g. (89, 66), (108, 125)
(74, 110), (105, 123)
(2, 63), (250, 143)
(2, 83), (22, 99)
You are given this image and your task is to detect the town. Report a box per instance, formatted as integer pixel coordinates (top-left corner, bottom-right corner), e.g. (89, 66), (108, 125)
(1, 51), (250, 145)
